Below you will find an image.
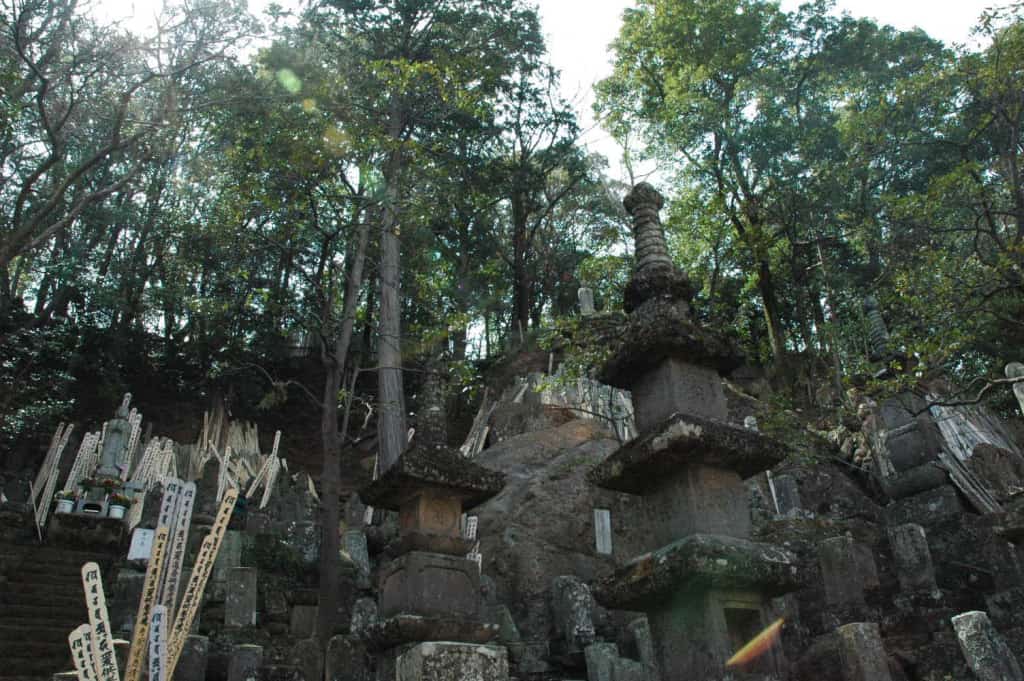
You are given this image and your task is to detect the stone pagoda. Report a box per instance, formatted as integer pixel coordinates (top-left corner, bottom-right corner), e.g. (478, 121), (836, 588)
(587, 183), (800, 679)
(360, 363), (509, 680)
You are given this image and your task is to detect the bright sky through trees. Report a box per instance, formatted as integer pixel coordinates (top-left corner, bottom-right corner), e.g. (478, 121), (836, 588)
(96, 0), (998, 179)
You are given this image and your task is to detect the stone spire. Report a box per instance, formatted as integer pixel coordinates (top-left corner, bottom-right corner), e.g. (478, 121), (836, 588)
(862, 295), (892, 362)
(416, 358), (448, 453)
(621, 183), (694, 313)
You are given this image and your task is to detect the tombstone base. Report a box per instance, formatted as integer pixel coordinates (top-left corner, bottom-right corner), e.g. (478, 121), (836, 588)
(380, 642), (509, 681)
(380, 551), (481, 621)
(363, 614), (500, 652)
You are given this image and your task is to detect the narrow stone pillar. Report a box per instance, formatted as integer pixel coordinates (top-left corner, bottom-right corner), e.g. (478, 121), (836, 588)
(227, 644), (263, 681)
(225, 567), (257, 627)
(578, 287), (596, 316)
(837, 622), (894, 681)
(175, 635), (209, 681)
(819, 537), (866, 607)
(951, 611), (1024, 681)
(888, 524), (937, 593)
(551, 575), (596, 656)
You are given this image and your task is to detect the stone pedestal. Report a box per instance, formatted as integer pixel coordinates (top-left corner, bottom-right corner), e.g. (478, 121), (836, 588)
(394, 642), (508, 681)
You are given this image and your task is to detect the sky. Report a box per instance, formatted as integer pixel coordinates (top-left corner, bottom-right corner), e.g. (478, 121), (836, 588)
(96, 0), (1000, 178)
(536, 0), (997, 179)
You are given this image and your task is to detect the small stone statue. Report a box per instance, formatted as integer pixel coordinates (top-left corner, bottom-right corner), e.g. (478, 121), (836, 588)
(96, 396), (132, 478)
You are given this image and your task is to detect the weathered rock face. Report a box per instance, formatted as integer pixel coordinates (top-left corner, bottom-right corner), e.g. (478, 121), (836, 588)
(473, 419), (640, 658)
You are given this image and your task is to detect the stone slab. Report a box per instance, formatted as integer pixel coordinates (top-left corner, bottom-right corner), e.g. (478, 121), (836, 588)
(362, 614), (500, 652)
(630, 358), (728, 431)
(885, 485), (965, 527)
(395, 642), (509, 681)
(589, 413), (788, 493)
(952, 610), (1024, 681)
(360, 446), (505, 511)
(592, 534), (799, 611)
(379, 551), (481, 620)
(642, 465), (751, 546)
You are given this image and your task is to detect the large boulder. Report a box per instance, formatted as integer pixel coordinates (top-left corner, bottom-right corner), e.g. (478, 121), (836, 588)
(474, 419), (638, 649)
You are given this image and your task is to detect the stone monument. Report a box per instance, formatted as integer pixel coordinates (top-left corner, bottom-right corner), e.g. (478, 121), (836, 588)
(359, 363), (508, 680)
(1007, 362), (1024, 418)
(96, 395), (133, 479)
(587, 183), (799, 680)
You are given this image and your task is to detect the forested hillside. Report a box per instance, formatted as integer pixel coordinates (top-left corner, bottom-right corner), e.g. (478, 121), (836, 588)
(3, 0), (1024, 465)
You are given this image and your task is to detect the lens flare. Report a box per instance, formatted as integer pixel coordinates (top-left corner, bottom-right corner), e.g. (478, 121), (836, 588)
(725, 617), (784, 668)
(276, 68), (302, 94)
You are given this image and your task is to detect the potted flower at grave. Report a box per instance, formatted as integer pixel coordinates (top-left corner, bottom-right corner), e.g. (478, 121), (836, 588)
(107, 493), (133, 519)
(54, 490), (77, 514)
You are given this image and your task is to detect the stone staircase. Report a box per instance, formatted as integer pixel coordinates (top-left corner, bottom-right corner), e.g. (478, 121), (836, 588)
(0, 545), (118, 681)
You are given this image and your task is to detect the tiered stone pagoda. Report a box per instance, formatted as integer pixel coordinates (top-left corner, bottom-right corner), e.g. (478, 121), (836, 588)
(587, 183), (800, 679)
(360, 363), (510, 679)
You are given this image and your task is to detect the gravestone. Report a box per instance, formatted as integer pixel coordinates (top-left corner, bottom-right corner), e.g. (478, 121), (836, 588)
(888, 524), (938, 594)
(225, 567), (257, 627)
(326, 636), (370, 681)
(772, 474), (801, 515)
(593, 509), (612, 555)
(551, 575), (596, 656)
(836, 622), (894, 681)
(291, 605), (318, 638)
(227, 644), (263, 681)
(578, 288), (596, 316)
(819, 536), (867, 607)
(176, 636), (209, 681)
(951, 610), (1024, 681)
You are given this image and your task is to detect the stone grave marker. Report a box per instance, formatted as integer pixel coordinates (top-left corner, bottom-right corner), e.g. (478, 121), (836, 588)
(594, 509), (612, 555)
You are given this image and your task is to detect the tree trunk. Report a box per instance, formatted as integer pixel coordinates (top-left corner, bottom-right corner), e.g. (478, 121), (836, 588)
(511, 192), (531, 340)
(317, 205), (370, 649)
(377, 106), (408, 474)
(757, 258), (787, 364)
